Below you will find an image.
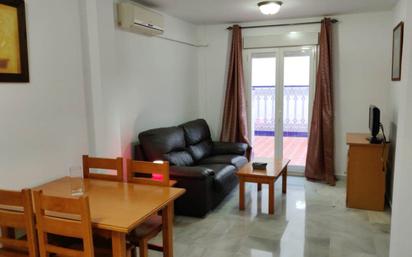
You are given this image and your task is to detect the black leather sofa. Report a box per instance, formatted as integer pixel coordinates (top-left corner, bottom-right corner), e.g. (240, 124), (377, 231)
(134, 119), (248, 217)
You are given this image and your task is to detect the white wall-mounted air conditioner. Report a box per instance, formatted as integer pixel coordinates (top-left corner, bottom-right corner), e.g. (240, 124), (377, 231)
(117, 2), (164, 36)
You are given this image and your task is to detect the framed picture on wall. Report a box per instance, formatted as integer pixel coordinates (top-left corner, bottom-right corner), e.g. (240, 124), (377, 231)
(0, 0), (29, 83)
(392, 21), (404, 81)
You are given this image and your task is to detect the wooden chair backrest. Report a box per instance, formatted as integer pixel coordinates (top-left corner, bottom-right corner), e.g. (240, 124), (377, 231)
(0, 189), (38, 257)
(83, 155), (123, 182)
(33, 190), (94, 257)
(127, 160), (170, 187)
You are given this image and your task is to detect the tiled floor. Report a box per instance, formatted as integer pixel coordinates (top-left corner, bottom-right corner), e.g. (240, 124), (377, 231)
(150, 177), (391, 257)
(253, 136), (308, 166)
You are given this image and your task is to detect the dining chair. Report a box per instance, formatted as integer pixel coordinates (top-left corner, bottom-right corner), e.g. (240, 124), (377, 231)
(33, 190), (96, 257)
(0, 189), (38, 257)
(83, 155), (125, 240)
(83, 155), (124, 182)
(33, 190), (133, 257)
(127, 160), (170, 187)
(126, 160), (170, 257)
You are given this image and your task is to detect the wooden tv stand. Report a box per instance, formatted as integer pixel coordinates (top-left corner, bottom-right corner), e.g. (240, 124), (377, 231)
(346, 133), (389, 211)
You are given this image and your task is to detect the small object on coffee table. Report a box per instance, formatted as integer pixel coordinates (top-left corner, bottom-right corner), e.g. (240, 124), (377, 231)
(252, 162), (267, 170)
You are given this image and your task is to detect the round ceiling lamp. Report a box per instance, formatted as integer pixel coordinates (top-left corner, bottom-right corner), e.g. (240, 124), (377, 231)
(258, 1), (283, 15)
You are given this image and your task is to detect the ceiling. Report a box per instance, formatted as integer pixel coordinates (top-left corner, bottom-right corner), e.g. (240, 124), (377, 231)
(135, 0), (398, 25)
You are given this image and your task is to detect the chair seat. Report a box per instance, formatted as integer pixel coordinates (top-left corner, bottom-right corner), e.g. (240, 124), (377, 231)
(67, 235), (134, 257)
(128, 215), (162, 243)
(0, 248), (28, 257)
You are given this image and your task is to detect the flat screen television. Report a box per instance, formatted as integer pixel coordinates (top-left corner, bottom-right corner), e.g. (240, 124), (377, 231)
(369, 105), (381, 144)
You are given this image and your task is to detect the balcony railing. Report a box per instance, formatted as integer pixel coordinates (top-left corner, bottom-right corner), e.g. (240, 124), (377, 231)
(252, 85), (309, 137)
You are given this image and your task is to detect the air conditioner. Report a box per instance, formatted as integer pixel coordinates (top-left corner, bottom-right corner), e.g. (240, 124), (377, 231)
(117, 2), (164, 36)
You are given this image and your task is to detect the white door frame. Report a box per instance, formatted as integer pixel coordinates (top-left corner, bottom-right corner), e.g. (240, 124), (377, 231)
(244, 49), (278, 155)
(244, 46), (317, 173)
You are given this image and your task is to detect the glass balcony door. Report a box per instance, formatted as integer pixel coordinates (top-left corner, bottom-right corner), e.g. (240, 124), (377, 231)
(245, 46), (316, 173)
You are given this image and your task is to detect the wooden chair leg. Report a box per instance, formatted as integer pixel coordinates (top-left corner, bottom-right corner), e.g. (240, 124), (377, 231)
(131, 247), (137, 257)
(139, 239), (148, 257)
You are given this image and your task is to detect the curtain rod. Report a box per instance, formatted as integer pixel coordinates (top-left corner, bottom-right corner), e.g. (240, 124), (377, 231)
(226, 18), (338, 30)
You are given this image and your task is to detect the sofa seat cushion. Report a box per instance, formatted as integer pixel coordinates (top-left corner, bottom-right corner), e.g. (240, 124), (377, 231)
(196, 164), (237, 193)
(199, 155), (248, 169)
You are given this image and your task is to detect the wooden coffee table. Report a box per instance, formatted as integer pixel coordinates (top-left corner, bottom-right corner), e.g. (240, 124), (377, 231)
(236, 159), (290, 215)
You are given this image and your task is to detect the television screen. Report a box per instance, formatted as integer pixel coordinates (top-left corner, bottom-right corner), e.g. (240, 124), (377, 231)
(369, 105), (381, 142)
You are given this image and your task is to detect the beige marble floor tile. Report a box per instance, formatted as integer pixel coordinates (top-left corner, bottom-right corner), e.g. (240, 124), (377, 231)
(367, 211), (391, 225)
(145, 177), (391, 257)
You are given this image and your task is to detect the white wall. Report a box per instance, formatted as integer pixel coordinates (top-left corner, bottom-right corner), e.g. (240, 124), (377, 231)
(0, 0), (89, 189)
(0, 0), (201, 187)
(389, 0), (412, 256)
(81, 0), (200, 159)
(197, 12), (393, 176)
(333, 12), (392, 176)
(389, 0), (407, 126)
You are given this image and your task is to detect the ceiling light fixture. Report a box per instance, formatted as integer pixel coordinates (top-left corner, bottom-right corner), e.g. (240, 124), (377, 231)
(258, 1), (283, 15)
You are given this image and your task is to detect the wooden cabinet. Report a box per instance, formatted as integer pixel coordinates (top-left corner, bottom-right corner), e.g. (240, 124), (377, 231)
(346, 133), (389, 211)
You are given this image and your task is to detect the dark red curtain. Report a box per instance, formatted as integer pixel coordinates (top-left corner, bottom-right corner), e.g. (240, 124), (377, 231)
(305, 18), (336, 186)
(220, 25), (251, 153)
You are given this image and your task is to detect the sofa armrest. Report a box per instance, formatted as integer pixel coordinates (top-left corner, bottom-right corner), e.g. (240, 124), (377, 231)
(170, 166), (215, 180)
(171, 167), (214, 217)
(212, 141), (248, 156)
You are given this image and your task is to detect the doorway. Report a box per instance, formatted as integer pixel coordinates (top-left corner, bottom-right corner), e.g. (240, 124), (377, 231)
(245, 46), (317, 173)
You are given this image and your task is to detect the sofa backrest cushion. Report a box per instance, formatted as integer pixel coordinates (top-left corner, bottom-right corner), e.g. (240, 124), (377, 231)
(164, 151), (194, 166)
(180, 119), (211, 145)
(188, 141), (213, 161)
(180, 119), (213, 161)
(134, 144), (146, 161)
(139, 126), (194, 166)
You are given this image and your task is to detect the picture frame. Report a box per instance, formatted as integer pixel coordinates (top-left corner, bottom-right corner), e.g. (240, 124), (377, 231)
(0, 0), (29, 83)
(392, 21), (404, 81)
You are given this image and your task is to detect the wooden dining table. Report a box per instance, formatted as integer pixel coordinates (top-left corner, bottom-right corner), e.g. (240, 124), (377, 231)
(34, 177), (185, 257)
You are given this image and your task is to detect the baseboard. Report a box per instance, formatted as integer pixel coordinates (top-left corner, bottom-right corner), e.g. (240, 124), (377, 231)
(288, 171), (304, 177)
(336, 174), (347, 181)
(288, 172), (346, 180)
